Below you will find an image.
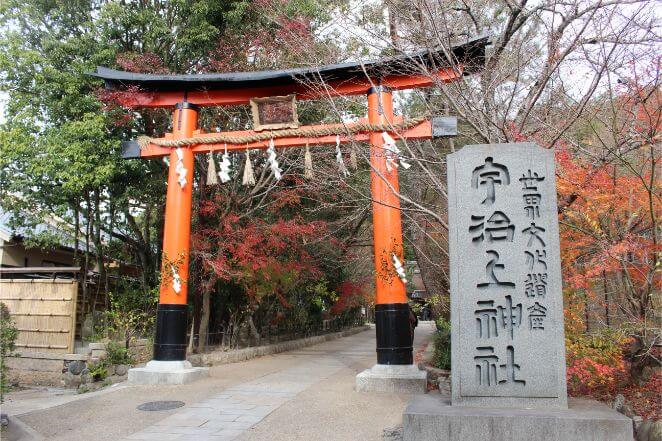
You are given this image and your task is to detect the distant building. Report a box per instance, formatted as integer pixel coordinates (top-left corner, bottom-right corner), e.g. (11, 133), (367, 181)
(0, 206), (95, 271)
(405, 260), (427, 296)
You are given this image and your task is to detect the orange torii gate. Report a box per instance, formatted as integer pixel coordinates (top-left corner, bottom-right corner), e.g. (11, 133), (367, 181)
(91, 35), (488, 384)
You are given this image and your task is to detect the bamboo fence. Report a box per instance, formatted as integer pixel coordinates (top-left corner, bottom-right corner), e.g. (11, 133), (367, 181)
(1, 278), (78, 353)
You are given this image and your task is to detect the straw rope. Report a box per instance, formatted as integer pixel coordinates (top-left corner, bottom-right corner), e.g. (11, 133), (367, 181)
(137, 116), (428, 149)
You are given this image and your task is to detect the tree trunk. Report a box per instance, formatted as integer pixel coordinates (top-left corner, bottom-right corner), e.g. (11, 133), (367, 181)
(187, 320), (195, 353)
(92, 190), (106, 310)
(192, 285), (202, 352)
(73, 199), (79, 263)
(198, 290), (211, 351)
(83, 193), (91, 315)
(190, 155), (207, 352)
(247, 314), (261, 346)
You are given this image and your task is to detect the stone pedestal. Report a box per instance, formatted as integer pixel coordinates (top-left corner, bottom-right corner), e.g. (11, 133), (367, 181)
(403, 395), (632, 441)
(356, 364), (427, 394)
(128, 360), (209, 385)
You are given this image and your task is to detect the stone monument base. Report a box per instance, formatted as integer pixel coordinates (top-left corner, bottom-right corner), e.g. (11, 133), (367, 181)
(356, 364), (427, 394)
(128, 360), (209, 385)
(403, 395), (632, 441)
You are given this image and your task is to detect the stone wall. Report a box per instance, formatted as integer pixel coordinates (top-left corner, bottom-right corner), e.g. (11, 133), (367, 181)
(6, 338), (150, 388)
(5, 351), (88, 386)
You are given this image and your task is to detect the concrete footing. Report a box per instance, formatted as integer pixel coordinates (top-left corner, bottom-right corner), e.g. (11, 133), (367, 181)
(356, 364), (427, 394)
(403, 394), (632, 441)
(128, 360), (209, 385)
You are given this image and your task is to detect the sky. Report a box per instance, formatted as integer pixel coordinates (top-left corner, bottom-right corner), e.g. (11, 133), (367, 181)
(0, 1), (657, 126)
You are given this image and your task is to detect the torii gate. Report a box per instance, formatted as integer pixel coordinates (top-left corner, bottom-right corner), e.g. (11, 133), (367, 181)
(91, 35), (488, 385)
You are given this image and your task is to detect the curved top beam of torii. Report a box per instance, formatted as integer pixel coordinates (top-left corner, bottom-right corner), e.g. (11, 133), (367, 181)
(89, 34), (490, 108)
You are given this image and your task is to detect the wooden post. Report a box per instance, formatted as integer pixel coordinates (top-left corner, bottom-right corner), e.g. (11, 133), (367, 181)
(153, 102), (198, 361)
(368, 86), (412, 365)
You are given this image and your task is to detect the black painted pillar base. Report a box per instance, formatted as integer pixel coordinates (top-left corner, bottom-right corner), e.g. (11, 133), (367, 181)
(375, 303), (413, 365)
(153, 304), (188, 361)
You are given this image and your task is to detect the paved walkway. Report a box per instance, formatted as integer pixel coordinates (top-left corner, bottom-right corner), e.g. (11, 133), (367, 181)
(127, 357), (347, 441)
(5, 323), (434, 441)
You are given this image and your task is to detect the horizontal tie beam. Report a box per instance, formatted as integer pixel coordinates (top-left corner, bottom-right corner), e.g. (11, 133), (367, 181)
(122, 116), (456, 159)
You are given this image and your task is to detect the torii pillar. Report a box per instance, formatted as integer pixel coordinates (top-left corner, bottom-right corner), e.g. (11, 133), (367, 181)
(128, 102), (209, 384)
(355, 86), (427, 393)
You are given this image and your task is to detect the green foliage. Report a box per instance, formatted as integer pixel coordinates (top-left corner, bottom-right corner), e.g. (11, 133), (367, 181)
(105, 341), (134, 366)
(89, 360), (108, 382)
(410, 302), (422, 315)
(0, 0), (365, 355)
(102, 289), (157, 347)
(432, 317), (451, 370)
(294, 278), (346, 328)
(307, 279), (338, 312)
(0, 303), (19, 402)
(0, 0), (252, 294)
(435, 316), (451, 333)
(84, 322), (107, 344)
(0, 0), (341, 303)
(21, 230), (63, 252)
(425, 293), (449, 321)
(566, 327), (629, 367)
(0, 1), (164, 295)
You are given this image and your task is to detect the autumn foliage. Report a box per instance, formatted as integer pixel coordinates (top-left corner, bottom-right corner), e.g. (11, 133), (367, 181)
(556, 147), (659, 302)
(330, 281), (369, 315)
(555, 81), (661, 418)
(193, 195), (326, 306)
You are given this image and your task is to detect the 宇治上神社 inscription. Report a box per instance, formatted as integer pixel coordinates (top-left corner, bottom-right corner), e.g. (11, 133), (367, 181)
(448, 143), (568, 409)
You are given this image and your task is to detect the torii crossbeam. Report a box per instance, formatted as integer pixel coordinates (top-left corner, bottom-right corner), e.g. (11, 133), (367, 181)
(121, 115), (447, 158)
(90, 35), (489, 386)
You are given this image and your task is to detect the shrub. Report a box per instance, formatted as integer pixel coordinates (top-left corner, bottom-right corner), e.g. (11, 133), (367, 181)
(566, 328), (630, 398)
(89, 361), (108, 382)
(105, 340), (134, 366)
(0, 303), (18, 402)
(101, 290), (157, 349)
(432, 317), (451, 370)
(435, 316), (451, 332)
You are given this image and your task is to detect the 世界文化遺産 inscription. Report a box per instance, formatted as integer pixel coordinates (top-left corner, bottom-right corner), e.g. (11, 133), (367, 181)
(448, 143), (567, 409)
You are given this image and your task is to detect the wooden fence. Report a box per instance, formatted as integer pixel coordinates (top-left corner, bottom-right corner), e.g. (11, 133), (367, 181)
(0, 278), (78, 353)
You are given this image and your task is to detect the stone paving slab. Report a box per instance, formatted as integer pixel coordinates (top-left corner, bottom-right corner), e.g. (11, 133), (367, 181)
(121, 358), (345, 440)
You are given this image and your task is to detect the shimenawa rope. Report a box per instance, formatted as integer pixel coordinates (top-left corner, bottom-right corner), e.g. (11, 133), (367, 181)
(137, 116), (428, 149)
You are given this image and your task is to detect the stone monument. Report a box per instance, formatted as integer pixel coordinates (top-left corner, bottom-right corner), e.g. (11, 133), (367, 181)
(402, 143), (632, 441)
(450, 142), (567, 409)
